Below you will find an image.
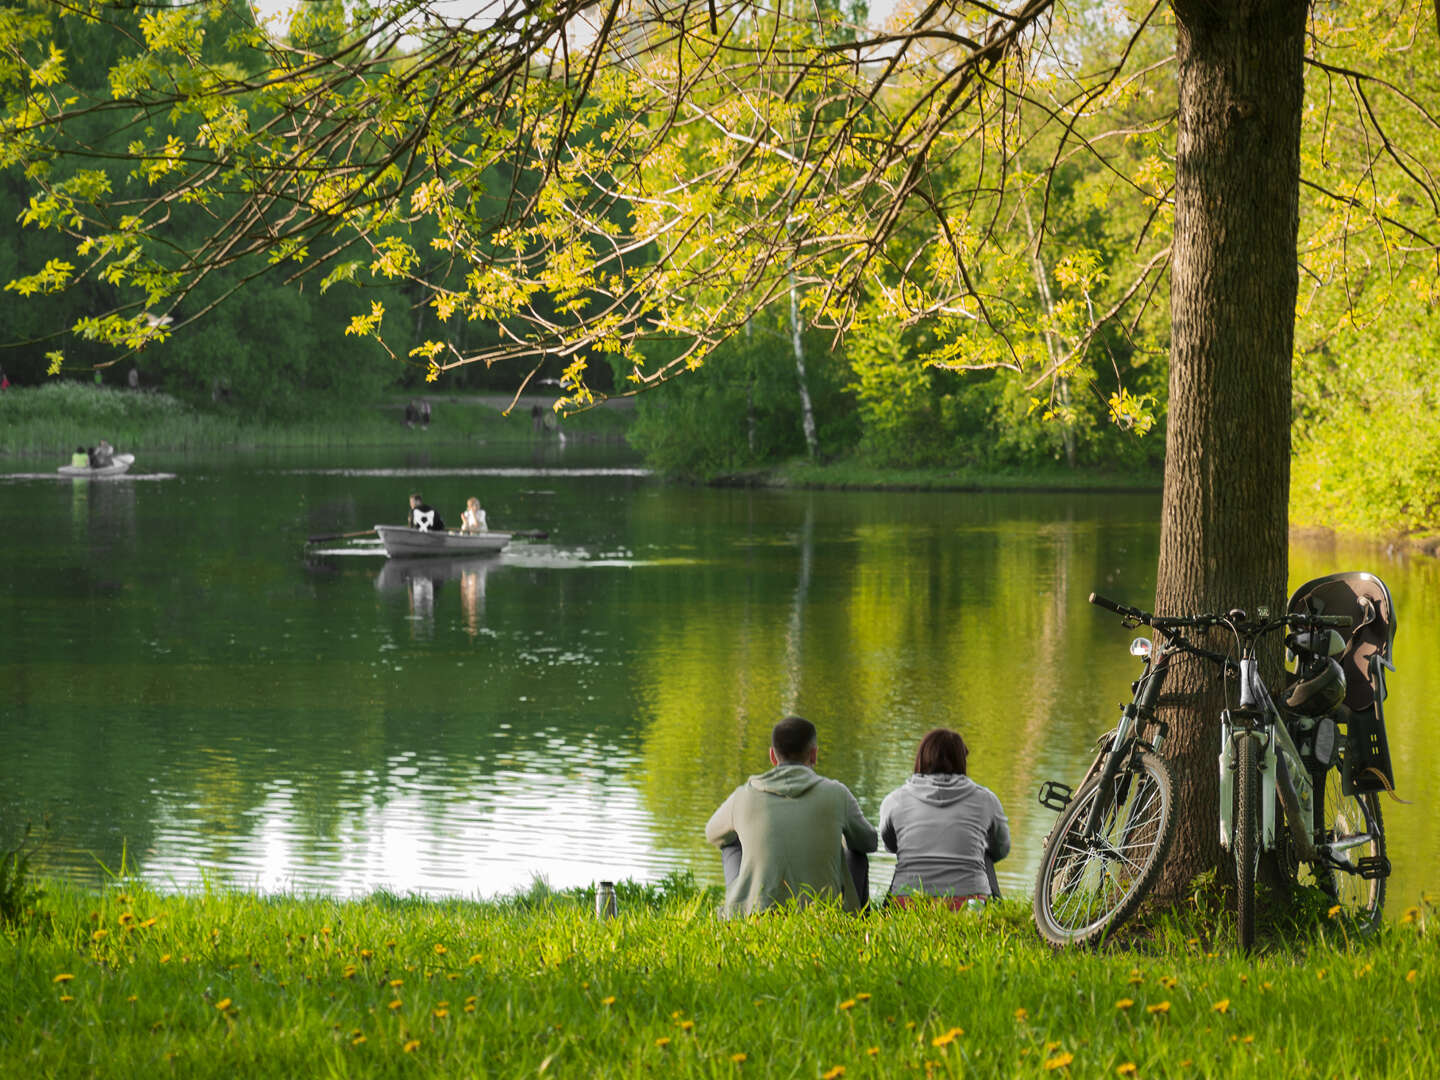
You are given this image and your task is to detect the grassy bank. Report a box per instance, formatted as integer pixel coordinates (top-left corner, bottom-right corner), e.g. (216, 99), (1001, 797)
(2, 878), (1433, 1078)
(0, 383), (631, 457)
(727, 458), (1163, 493)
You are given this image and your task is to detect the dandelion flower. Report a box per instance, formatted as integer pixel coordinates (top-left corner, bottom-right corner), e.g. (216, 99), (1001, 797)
(403, 1039), (420, 1053)
(1115, 999), (1134, 1011)
(1116, 1064), (1137, 1077)
(360, 949), (374, 960)
(215, 998), (233, 1010)
(1014, 1007), (1028, 1021)
(671, 1010), (685, 1019)
(388, 1000), (404, 1011)
(822, 1068), (846, 1079)
(601, 996), (616, 1006)
(52, 974), (75, 984)
(351, 1035), (367, 1046)
(839, 999), (856, 1011)
(433, 944), (447, 955)
(1327, 905), (1342, 918)
(1146, 1002), (1170, 1015)
(1241, 1035), (1254, 1044)
(464, 1004), (476, 1013)
(731, 1052), (747, 1063)
(468, 954), (483, 964)
(92, 929), (109, 942)
(389, 979), (404, 988)
(59, 996), (74, 1004)
(1044, 1051), (1074, 1070)
(1212, 1000), (1230, 1013)
(856, 993), (871, 1001)
(932, 1027), (964, 1047)
(1406, 970), (1417, 983)
(680, 1020), (695, 1032)
(140, 917), (158, 928)
(1159, 975), (1178, 989)
(126, 995), (138, 1004)
(433, 1009), (449, 1019)
(655, 1037), (671, 1048)
(1045, 1041), (1063, 1052)
(867, 1047), (879, 1056)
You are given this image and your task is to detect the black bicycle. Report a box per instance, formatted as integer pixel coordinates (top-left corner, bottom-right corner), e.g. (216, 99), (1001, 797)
(1033, 573), (1396, 949)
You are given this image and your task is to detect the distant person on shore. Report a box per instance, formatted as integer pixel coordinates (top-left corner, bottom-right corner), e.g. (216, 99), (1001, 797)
(460, 497), (488, 533)
(705, 716), (878, 916)
(408, 492), (444, 532)
(0, 365), (9, 389)
(89, 440), (114, 468)
(71, 446), (88, 469)
(878, 728), (1009, 908)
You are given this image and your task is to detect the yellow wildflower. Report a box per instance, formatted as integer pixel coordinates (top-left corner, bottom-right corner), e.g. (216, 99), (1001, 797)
(655, 1037), (671, 1048)
(1213, 1000), (1230, 1014)
(856, 993), (871, 1001)
(403, 1039), (420, 1053)
(1116, 1064), (1137, 1077)
(1241, 1035), (1254, 1044)
(1115, 999), (1134, 1010)
(59, 995), (74, 1004)
(932, 1027), (964, 1047)
(1327, 905), (1342, 918)
(822, 1068), (846, 1080)
(1044, 1051), (1074, 1070)
(389, 979), (403, 988)
(1406, 970), (1417, 983)
(139, 917), (158, 928)
(731, 1052), (747, 1063)
(468, 954), (483, 964)
(680, 1020), (695, 1032)
(1015, 1007), (1028, 1021)
(602, 996), (617, 1006)
(92, 929), (108, 942)
(1146, 1002), (1170, 1015)
(433, 944), (447, 955)
(126, 995), (137, 1004)
(214, 998), (232, 1010)
(464, 1004), (476, 1013)
(52, 974), (75, 984)
(433, 1009), (449, 1019)
(351, 1035), (366, 1046)
(867, 1047), (879, 1056)
(388, 1000), (403, 1011)
(839, 999), (856, 1011)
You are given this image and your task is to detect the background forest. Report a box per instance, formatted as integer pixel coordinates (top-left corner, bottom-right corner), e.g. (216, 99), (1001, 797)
(1, 0), (1437, 536)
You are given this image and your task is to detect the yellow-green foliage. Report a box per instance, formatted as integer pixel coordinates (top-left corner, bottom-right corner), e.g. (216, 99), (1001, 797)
(2, 881), (1435, 1077)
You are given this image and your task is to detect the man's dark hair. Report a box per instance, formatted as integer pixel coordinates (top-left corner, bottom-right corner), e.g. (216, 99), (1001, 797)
(913, 728), (968, 775)
(771, 716), (817, 761)
(410, 493), (423, 503)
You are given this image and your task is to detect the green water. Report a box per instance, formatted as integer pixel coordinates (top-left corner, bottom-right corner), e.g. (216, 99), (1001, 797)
(2, 445), (1435, 911)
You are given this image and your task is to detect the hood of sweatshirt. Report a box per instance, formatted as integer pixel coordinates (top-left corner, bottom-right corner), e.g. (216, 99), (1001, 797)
(903, 773), (976, 806)
(748, 762), (825, 798)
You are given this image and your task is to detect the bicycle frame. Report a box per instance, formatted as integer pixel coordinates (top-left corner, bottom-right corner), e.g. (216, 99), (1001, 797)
(1217, 652), (1316, 859)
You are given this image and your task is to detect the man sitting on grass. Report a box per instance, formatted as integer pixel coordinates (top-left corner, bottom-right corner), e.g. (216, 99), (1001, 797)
(705, 716), (878, 916)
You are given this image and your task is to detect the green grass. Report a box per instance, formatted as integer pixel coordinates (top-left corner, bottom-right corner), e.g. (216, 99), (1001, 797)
(0, 383), (632, 456)
(2, 877), (1433, 1077)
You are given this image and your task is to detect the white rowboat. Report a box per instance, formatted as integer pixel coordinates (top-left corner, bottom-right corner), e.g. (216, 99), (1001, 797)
(374, 524), (511, 557)
(58, 453), (135, 478)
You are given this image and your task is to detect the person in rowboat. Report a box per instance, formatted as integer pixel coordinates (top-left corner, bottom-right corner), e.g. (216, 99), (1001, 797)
(460, 497), (488, 533)
(408, 492), (444, 532)
(705, 716), (877, 916)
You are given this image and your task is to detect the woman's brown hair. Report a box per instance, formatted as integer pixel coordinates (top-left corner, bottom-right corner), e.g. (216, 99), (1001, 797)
(913, 728), (968, 775)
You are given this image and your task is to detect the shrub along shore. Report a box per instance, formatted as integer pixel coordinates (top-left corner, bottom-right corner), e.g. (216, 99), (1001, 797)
(1, 877), (1434, 1078)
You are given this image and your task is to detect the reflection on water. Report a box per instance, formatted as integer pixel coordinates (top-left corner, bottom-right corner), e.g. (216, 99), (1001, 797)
(1, 446), (1438, 911)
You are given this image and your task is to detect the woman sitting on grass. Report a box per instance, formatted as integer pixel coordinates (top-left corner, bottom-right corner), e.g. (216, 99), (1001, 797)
(878, 728), (1009, 908)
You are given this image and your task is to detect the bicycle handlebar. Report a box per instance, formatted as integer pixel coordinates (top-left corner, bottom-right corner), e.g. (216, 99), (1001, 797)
(1087, 592), (1353, 636)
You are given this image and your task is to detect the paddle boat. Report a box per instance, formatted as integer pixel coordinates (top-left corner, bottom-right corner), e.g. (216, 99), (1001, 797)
(374, 524), (512, 557)
(58, 453), (135, 478)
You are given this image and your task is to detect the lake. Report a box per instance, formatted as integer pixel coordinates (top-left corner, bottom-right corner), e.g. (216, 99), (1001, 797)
(2, 444), (1436, 913)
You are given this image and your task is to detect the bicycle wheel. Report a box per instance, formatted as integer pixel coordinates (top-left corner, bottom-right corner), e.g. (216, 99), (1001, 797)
(1297, 768), (1386, 932)
(1234, 734), (1260, 951)
(1033, 750), (1175, 947)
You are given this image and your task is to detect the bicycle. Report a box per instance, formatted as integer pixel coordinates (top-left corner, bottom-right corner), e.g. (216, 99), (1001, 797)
(1033, 573), (1395, 949)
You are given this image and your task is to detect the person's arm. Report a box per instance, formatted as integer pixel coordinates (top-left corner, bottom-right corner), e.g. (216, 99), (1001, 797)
(877, 792), (899, 854)
(986, 793), (1011, 862)
(705, 791), (739, 848)
(841, 785), (879, 854)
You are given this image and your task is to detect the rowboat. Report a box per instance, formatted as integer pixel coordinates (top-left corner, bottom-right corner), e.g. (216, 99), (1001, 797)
(374, 524), (512, 557)
(58, 453), (135, 478)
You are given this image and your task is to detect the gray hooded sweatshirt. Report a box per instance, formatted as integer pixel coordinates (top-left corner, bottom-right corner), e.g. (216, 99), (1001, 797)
(705, 763), (878, 916)
(878, 773), (1010, 898)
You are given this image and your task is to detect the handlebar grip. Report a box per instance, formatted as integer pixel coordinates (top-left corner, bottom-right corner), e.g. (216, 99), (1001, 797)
(1089, 593), (1128, 615)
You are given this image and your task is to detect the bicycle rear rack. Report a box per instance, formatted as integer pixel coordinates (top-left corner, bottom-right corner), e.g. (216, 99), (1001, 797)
(1038, 780), (1073, 812)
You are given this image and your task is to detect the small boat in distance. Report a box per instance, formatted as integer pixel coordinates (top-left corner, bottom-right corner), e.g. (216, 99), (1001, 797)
(374, 524), (512, 558)
(58, 453), (135, 478)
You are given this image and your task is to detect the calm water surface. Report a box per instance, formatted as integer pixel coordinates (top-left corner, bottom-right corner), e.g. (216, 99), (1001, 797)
(2, 444), (1437, 910)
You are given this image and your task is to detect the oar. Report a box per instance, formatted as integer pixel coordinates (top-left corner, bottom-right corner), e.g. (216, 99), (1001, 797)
(307, 528), (378, 543)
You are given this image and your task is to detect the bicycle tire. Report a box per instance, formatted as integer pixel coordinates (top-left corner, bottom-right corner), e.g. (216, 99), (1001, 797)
(1298, 768), (1386, 932)
(1033, 750), (1175, 947)
(1234, 735), (1260, 951)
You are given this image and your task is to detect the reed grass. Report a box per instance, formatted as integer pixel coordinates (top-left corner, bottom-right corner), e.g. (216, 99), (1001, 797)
(2, 877), (1433, 1078)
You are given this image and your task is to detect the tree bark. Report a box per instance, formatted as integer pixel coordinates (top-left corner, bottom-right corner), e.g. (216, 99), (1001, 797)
(788, 272), (819, 460)
(1153, 0), (1309, 897)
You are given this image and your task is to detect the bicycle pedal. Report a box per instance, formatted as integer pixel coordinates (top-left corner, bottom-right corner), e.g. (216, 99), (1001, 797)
(1038, 780), (1073, 812)
(1356, 855), (1391, 881)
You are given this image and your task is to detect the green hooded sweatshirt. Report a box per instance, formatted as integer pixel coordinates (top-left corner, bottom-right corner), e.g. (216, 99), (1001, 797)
(705, 763), (878, 916)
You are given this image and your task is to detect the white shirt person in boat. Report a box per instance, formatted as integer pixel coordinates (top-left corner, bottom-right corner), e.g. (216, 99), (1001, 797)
(460, 497), (488, 534)
(408, 492), (445, 532)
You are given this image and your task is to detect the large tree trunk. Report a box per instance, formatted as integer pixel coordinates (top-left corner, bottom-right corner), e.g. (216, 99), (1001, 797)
(1152, 0), (1309, 897)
